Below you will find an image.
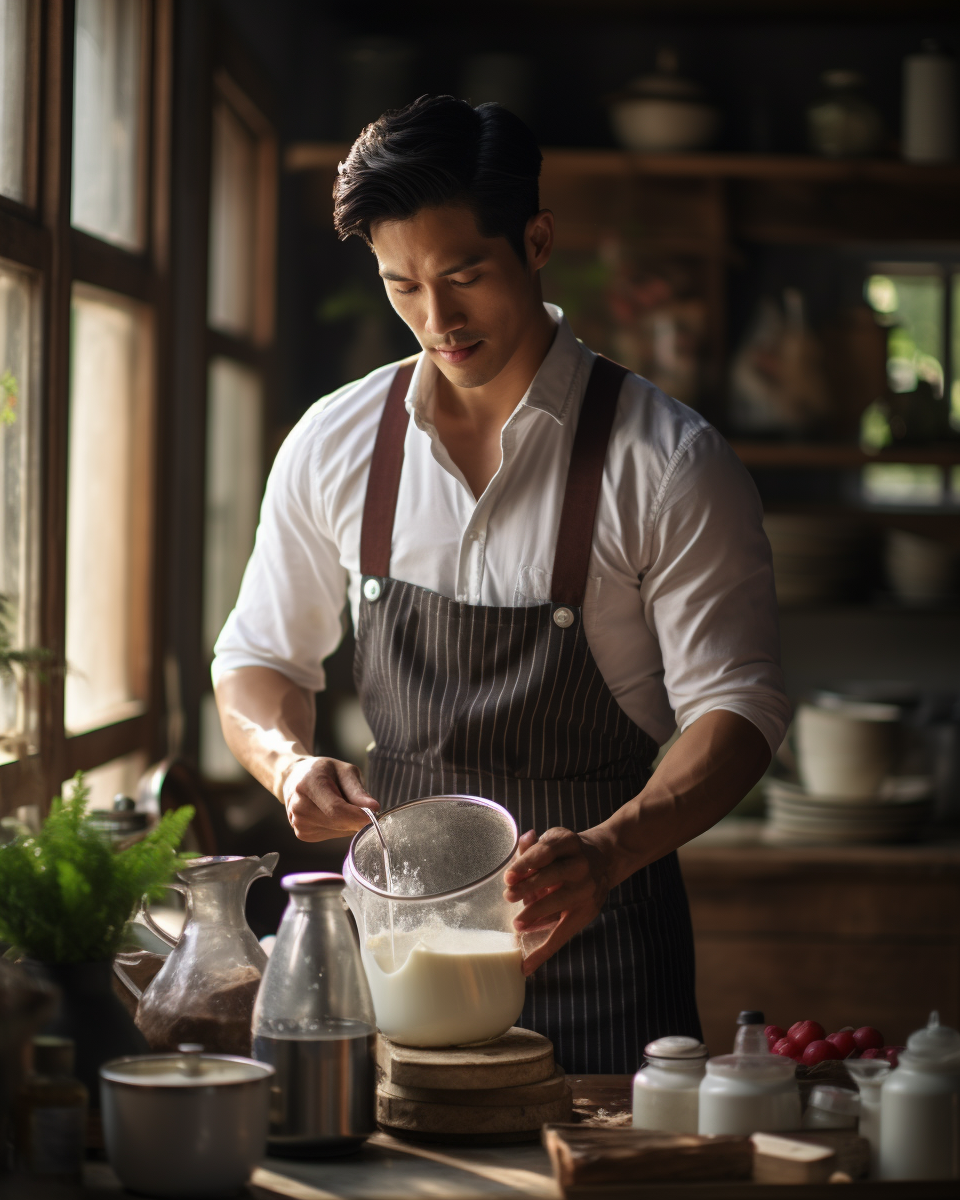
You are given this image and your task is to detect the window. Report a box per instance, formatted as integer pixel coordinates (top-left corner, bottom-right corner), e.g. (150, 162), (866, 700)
(199, 71), (277, 780)
(0, 2), (172, 815)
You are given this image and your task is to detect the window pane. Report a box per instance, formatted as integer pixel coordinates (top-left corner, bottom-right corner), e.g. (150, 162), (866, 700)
(202, 358), (263, 656)
(0, 260), (37, 750)
(0, 0), (28, 202)
(65, 286), (152, 733)
(71, 0), (143, 249)
(208, 101), (257, 335)
(866, 271), (945, 396)
(952, 273), (960, 432)
(63, 750), (146, 811)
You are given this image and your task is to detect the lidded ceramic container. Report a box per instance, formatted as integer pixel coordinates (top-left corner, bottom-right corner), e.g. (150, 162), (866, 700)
(698, 1053), (800, 1136)
(633, 1035), (708, 1134)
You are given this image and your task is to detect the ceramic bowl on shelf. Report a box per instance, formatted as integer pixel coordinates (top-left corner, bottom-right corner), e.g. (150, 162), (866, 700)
(609, 47), (720, 153)
(795, 701), (901, 800)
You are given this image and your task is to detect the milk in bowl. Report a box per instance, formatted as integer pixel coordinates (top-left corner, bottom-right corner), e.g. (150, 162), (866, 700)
(360, 924), (524, 1046)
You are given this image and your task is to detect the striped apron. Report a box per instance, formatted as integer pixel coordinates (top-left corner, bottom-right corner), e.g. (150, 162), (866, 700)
(353, 355), (702, 1074)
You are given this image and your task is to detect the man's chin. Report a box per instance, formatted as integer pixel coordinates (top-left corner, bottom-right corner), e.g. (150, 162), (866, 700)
(430, 345), (502, 389)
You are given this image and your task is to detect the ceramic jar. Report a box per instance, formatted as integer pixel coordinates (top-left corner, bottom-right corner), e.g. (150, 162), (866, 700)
(698, 1054), (800, 1136)
(633, 1035), (708, 1134)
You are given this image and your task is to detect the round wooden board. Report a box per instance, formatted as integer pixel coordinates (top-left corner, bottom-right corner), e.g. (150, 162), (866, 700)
(376, 1086), (573, 1136)
(377, 1125), (543, 1146)
(379, 1065), (568, 1107)
(377, 1027), (556, 1089)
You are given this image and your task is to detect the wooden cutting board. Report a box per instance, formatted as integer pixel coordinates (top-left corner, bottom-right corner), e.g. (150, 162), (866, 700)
(379, 1064), (568, 1108)
(378, 1085), (573, 1137)
(377, 1027), (556, 1090)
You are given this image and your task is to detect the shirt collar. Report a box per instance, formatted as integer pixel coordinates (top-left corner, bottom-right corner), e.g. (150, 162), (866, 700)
(406, 303), (590, 429)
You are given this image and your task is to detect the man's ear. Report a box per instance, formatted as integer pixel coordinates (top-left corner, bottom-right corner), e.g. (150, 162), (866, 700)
(525, 210), (554, 272)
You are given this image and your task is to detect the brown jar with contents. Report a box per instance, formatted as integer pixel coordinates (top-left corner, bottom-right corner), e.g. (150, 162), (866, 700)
(14, 1036), (88, 1181)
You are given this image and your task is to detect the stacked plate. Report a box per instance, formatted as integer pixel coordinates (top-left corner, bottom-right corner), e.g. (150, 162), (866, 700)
(763, 777), (932, 845)
(763, 514), (866, 608)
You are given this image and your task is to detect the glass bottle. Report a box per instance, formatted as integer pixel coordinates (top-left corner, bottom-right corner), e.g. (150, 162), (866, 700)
(117, 853), (278, 1057)
(15, 1037), (88, 1181)
(253, 872), (377, 1157)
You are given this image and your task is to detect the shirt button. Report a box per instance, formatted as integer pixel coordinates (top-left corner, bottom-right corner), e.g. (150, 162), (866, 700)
(363, 578), (382, 602)
(553, 606), (574, 628)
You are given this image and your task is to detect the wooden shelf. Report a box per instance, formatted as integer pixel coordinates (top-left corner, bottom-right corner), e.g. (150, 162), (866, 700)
(730, 441), (960, 469)
(285, 142), (960, 186)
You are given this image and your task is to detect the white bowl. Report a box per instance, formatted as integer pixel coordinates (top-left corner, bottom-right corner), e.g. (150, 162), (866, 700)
(611, 98), (719, 152)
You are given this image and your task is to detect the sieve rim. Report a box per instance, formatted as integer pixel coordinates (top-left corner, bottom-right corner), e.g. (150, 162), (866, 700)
(345, 794), (518, 902)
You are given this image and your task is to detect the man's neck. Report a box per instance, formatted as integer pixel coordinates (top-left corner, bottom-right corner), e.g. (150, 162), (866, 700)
(433, 304), (557, 433)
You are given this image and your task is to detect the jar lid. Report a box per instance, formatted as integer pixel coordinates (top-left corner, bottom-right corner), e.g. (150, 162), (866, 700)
(706, 1053), (797, 1082)
(100, 1048), (274, 1088)
(902, 1011), (960, 1068)
(282, 871), (345, 892)
(737, 1010), (765, 1026)
(808, 1085), (859, 1116)
(644, 1035), (708, 1060)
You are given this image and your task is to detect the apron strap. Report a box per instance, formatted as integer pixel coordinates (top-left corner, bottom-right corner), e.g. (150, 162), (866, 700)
(359, 360), (416, 578)
(551, 355), (628, 607)
(359, 352), (628, 604)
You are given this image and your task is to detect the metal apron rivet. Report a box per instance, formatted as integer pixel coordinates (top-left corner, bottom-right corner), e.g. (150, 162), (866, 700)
(363, 578), (382, 602)
(553, 606), (574, 628)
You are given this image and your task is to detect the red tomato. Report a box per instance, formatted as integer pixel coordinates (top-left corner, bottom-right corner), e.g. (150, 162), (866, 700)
(853, 1026), (884, 1052)
(825, 1031), (857, 1058)
(859, 1047), (884, 1059)
(773, 1037), (798, 1059)
(788, 1020), (826, 1051)
(765, 1025), (786, 1046)
(802, 1039), (842, 1066)
(884, 1046), (903, 1067)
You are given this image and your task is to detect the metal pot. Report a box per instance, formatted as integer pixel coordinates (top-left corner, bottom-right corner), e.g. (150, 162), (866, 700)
(99, 1045), (274, 1197)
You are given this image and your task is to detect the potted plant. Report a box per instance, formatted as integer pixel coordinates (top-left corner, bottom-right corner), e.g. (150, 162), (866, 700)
(0, 774), (193, 1102)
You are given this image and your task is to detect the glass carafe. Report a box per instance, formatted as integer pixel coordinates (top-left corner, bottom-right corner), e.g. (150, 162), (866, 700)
(341, 794), (527, 1047)
(252, 872), (376, 1157)
(121, 853), (278, 1056)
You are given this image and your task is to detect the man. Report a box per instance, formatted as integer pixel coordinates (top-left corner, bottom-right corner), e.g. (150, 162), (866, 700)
(213, 96), (790, 1073)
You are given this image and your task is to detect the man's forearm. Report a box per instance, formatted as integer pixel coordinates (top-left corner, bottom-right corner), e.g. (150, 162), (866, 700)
(214, 667), (317, 800)
(594, 709), (772, 888)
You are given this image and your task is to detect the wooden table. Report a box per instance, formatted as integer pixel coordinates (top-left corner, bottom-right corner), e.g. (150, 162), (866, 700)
(678, 826), (960, 1053)
(6, 1077), (957, 1200)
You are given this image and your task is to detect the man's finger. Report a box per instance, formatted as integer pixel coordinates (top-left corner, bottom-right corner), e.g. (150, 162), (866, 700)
(504, 856), (587, 902)
(504, 828), (578, 882)
(521, 913), (581, 975)
(335, 761), (379, 810)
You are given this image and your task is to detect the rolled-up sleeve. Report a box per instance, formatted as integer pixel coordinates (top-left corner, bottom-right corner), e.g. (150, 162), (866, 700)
(640, 427), (791, 754)
(211, 412), (347, 693)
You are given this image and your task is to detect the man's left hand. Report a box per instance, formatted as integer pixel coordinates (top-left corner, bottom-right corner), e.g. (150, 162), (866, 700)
(503, 826), (623, 974)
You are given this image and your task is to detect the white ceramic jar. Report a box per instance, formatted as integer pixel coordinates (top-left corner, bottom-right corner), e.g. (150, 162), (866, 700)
(633, 1036), (708, 1134)
(698, 1054), (800, 1136)
(879, 1012), (960, 1181)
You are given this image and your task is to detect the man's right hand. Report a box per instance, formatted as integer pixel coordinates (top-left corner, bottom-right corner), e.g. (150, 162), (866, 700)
(280, 756), (378, 842)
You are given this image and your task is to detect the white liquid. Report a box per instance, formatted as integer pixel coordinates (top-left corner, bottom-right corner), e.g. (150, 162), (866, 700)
(362, 927), (525, 1047)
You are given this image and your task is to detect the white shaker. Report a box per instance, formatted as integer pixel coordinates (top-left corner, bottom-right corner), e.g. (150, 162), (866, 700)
(879, 1011), (960, 1180)
(633, 1035), (708, 1134)
(903, 42), (957, 163)
(698, 1054), (800, 1136)
(845, 1057), (891, 1178)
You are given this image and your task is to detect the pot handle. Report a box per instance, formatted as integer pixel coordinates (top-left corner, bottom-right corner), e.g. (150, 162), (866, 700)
(138, 881), (188, 948)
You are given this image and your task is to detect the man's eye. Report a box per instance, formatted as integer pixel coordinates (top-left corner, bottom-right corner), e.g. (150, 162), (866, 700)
(394, 286), (419, 296)
(451, 276), (480, 288)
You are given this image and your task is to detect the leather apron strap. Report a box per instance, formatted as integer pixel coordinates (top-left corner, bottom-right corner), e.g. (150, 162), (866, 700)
(359, 354), (628, 606)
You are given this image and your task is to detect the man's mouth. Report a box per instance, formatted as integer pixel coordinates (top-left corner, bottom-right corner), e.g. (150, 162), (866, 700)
(433, 341), (481, 365)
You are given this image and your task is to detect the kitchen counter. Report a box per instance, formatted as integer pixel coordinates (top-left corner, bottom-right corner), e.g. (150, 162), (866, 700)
(678, 822), (960, 1052)
(7, 1076), (958, 1200)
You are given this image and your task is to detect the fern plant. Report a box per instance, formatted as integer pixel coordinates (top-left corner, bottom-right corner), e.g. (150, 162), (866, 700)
(0, 773), (194, 964)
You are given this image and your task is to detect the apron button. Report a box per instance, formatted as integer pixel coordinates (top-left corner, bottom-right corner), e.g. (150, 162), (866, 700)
(553, 606), (574, 628)
(363, 578), (382, 602)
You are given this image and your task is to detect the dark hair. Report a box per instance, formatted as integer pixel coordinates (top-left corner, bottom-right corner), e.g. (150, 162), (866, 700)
(333, 95), (542, 262)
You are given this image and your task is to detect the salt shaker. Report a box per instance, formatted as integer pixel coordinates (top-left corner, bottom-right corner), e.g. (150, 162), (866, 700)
(879, 1011), (960, 1180)
(252, 872), (377, 1157)
(633, 1036), (708, 1134)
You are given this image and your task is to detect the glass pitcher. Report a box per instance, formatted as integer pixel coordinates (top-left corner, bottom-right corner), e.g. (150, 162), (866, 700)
(253, 872), (376, 1156)
(116, 853), (278, 1057)
(341, 795), (527, 1047)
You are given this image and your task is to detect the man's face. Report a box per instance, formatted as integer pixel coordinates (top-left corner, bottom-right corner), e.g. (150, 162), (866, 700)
(370, 204), (549, 389)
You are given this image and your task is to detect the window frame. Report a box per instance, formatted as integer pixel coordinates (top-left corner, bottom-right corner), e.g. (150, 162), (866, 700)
(0, 0), (173, 813)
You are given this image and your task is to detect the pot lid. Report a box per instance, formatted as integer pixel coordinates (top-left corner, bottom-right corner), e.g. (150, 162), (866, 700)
(618, 48), (706, 102)
(100, 1045), (274, 1088)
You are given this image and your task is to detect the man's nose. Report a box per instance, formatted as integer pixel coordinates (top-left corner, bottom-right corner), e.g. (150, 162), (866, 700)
(423, 289), (466, 339)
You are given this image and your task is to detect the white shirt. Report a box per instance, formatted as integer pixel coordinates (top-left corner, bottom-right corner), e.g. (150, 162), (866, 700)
(213, 305), (790, 753)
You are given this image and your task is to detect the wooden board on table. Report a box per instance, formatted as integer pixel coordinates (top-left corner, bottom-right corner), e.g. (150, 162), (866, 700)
(380, 1065), (569, 1107)
(378, 1085), (573, 1137)
(377, 1027), (556, 1089)
(542, 1125), (753, 1188)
